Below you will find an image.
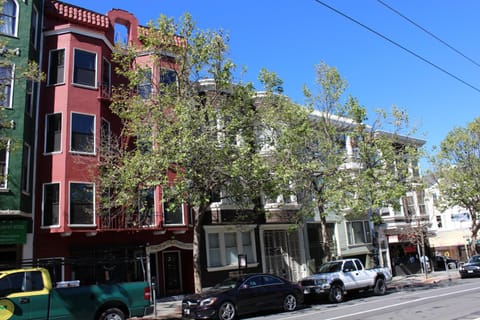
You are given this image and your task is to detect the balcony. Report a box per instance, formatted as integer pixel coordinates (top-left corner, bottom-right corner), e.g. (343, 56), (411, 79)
(99, 211), (159, 231)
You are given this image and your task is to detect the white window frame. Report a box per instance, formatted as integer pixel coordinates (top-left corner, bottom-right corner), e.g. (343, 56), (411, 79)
(346, 220), (371, 246)
(47, 48), (65, 86)
(72, 48), (97, 88)
(0, 0), (18, 37)
(68, 181), (96, 227)
(21, 143), (31, 194)
(0, 140), (10, 189)
(204, 225), (258, 272)
(70, 112), (96, 155)
(162, 201), (185, 226)
(1, 64), (14, 109)
(44, 112), (62, 154)
(41, 182), (61, 228)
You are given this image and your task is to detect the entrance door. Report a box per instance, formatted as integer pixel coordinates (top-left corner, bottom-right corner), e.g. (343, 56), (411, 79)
(163, 251), (182, 296)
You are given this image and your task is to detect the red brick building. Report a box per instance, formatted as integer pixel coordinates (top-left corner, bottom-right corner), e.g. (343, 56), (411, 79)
(34, 0), (193, 296)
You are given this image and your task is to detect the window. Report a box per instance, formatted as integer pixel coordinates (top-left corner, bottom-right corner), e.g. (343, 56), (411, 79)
(138, 187), (155, 226)
(42, 183), (59, 226)
(69, 182), (95, 225)
(101, 58), (111, 97)
(417, 190), (426, 215)
(48, 49), (65, 85)
(100, 118), (110, 152)
(0, 141), (9, 189)
(436, 215), (442, 228)
(45, 113), (62, 153)
(0, 0), (17, 36)
(347, 220), (371, 245)
(21, 144), (31, 194)
(163, 200), (184, 225)
(0, 65), (13, 108)
(25, 80), (36, 116)
(71, 113), (95, 154)
(160, 69), (177, 85)
(30, 5), (38, 48)
(205, 226), (257, 269)
(0, 271), (44, 296)
(73, 49), (97, 87)
(138, 68), (152, 99)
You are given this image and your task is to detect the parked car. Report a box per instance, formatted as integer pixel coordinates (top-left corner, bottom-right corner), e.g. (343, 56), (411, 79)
(181, 273), (303, 320)
(459, 255), (480, 278)
(300, 258), (392, 303)
(434, 255), (458, 270)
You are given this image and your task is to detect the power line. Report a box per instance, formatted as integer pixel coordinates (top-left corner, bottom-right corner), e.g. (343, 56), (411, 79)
(312, 0), (480, 94)
(377, 0), (480, 69)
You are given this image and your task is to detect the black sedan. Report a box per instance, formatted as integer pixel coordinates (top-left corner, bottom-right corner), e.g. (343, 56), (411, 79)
(459, 255), (480, 278)
(434, 255), (458, 270)
(182, 273), (303, 320)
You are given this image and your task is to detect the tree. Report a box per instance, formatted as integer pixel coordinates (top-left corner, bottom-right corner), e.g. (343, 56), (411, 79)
(346, 100), (423, 266)
(430, 117), (480, 256)
(282, 62), (355, 263)
(100, 14), (309, 292)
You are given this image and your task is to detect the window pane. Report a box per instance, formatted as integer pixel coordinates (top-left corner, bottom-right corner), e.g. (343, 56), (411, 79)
(160, 69), (176, 85)
(46, 113), (62, 153)
(43, 183), (59, 226)
(71, 113), (94, 153)
(0, 0), (16, 36)
(0, 65), (13, 108)
(48, 49), (64, 85)
(138, 69), (152, 99)
(102, 58), (111, 96)
(241, 232), (254, 263)
(208, 233), (221, 267)
(225, 232), (238, 265)
(100, 119), (110, 152)
(163, 201), (183, 225)
(138, 188), (154, 226)
(70, 183), (94, 225)
(74, 50), (96, 87)
(0, 145), (7, 188)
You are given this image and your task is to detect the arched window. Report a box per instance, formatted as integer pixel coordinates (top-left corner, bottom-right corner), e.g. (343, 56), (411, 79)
(0, 0), (18, 36)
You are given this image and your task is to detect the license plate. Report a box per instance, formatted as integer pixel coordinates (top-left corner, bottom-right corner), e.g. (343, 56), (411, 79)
(303, 288), (310, 294)
(468, 270), (474, 273)
(183, 309), (190, 315)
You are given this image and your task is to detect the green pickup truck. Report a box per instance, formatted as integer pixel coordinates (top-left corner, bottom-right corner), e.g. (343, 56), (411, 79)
(0, 267), (152, 320)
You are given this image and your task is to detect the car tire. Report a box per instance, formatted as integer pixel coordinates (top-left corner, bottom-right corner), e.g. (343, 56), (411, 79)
(373, 278), (386, 295)
(329, 284), (344, 303)
(97, 307), (125, 320)
(217, 301), (236, 320)
(283, 294), (297, 311)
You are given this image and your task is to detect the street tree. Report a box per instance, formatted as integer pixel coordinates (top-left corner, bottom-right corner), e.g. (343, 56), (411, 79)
(100, 13), (310, 292)
(430, 117), (480, 255)
(345, 99), (423, 266)
(283, 62), (356, 263)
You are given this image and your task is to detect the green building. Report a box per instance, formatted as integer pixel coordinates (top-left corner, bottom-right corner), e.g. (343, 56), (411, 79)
(0, 0), (43, 265)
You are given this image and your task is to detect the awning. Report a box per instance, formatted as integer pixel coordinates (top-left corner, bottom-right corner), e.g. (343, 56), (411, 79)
(429, 230), (468, 247)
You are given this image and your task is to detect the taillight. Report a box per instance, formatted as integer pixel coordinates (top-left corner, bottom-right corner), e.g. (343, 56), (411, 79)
(144, 286), (151, 300)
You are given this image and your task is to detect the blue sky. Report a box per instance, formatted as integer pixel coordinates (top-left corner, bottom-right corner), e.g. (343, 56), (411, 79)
(66, 0), (480, 170)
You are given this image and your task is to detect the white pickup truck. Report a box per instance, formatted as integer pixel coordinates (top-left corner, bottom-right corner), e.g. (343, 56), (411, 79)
(300, 258), (392, 303)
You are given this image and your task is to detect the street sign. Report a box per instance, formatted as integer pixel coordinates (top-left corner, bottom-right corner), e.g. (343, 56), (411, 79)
(0, 220), (27, 244)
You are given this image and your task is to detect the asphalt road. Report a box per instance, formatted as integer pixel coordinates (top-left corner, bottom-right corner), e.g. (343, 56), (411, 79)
(247, 277), (480, 320)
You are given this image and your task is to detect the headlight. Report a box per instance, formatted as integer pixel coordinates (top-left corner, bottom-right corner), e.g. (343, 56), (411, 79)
(200, 297), (218, 307)
(315, 278), (328, 285)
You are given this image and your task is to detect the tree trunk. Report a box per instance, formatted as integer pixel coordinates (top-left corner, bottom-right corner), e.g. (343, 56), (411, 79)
(192, 206), (205, 293)
(320, 212), (331, 262)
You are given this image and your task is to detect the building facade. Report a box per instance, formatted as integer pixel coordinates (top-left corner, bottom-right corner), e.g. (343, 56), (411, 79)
(0, 0), (43, 265)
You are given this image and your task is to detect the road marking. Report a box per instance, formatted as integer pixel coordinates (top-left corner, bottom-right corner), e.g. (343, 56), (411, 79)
(280, 286), (480, 320)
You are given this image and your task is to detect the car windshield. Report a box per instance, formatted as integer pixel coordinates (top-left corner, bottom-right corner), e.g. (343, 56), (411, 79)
(468, 256), (480, 263)
(317, 261), (342, 273)
(213, 277), (242, 290)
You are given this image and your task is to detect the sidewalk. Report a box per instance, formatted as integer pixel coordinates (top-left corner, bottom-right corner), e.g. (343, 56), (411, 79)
(389, 269), (460, 288)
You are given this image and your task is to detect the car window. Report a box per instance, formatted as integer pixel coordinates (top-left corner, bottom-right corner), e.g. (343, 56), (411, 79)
(262, 275), (283, 286)
(0, 272), (25, 296)
(318, 261), (342, 273)
(354, 260), (363, 270)
(245, 276), (262, 288)
(343, 261), (356, 272)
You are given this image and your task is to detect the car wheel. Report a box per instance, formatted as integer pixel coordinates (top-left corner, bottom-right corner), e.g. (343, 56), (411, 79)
(283, 294), (297, 311)
(373, 278), (386, 295)
(97, 307), (125, 320)
(329, 284), (344, 303)
(217, 301), (236, 320)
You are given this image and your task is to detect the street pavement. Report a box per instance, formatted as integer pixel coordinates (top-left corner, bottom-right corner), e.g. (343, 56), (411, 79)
(131, 269), (460, 320)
